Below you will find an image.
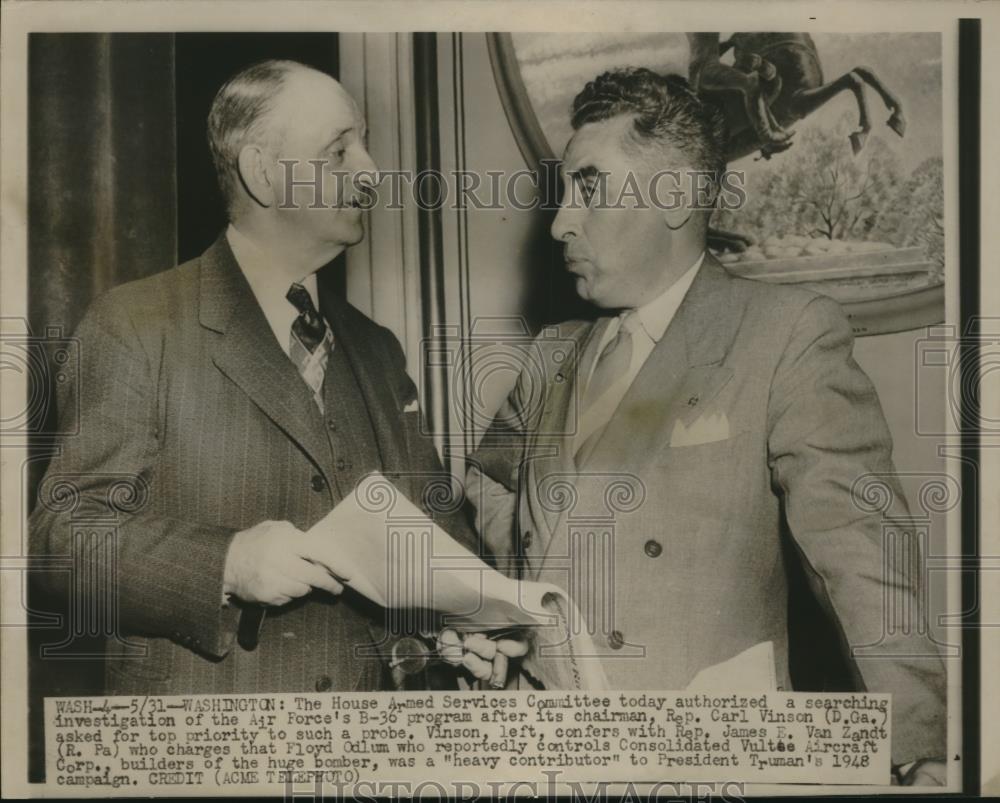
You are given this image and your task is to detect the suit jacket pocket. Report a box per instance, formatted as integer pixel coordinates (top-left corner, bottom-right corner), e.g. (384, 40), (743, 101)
(653, 431), (748, 527)
(656, 429), (745, 460)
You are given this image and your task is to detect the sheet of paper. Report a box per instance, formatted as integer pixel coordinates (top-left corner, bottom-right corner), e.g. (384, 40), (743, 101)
(686, 640), (777, 691)
(304, 472), (607, 689)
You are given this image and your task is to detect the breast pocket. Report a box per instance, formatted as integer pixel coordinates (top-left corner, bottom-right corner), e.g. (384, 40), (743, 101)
(654, 431), (748, 528)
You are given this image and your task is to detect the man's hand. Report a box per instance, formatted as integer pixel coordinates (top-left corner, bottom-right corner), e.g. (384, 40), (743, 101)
(437, 629), (530, 688)
(223, 520), (348, 606)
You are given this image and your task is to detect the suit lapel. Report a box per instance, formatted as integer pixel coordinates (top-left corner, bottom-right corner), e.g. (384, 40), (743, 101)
(200, 235), (333, 479)
(538, 256), (742, 567)
(524, 322), (597, 569)
(585, 256), (741, 475)
(318, 281), (408, 482)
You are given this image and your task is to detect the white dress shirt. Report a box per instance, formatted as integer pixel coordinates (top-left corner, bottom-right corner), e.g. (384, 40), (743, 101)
(574, 252), (705, 452)
(226, 224), (322, 358)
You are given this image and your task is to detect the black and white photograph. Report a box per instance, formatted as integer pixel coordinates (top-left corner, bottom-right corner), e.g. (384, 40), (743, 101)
(0, 0), (996, 798)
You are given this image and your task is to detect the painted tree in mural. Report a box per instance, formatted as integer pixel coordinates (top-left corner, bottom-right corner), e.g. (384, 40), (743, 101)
(714, 110), (943, 274)
(715, 112), (902, 241)
(788, 123), (902, 241)
(876, 156), (945, 277)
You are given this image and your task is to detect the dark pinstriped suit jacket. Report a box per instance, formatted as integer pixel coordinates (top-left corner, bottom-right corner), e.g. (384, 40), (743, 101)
(31, 234), (477, 695)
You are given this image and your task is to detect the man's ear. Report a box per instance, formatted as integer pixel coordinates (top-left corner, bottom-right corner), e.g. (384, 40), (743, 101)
(660, 168), (694, 231)
(236, 144), (275, 208)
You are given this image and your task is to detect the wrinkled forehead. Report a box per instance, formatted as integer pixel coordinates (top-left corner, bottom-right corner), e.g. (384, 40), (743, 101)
(560, 115), (637, 174)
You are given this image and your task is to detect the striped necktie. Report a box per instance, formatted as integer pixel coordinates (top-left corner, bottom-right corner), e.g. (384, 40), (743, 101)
(286, 282), (332, 411)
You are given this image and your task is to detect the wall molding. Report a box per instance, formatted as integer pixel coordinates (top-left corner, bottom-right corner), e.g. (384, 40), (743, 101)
(340, 33), (475, 476)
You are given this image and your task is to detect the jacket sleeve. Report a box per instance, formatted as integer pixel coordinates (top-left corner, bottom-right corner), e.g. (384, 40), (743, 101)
(767, 294), (947, 766)
(463, 361), (541, 574)
(29, 291), (241, 659)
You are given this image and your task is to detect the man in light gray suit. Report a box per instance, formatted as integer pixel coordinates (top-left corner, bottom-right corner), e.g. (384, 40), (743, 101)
(467, 68), (946, 784)
(30, 60), (501, 695)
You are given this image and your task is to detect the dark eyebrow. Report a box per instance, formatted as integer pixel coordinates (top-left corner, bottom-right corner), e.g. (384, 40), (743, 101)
(568, 165), (599, 181)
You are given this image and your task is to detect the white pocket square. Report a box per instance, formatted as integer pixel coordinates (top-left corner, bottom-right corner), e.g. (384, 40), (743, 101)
(669, 411), (729, 447)
(403, 399), (420, 414)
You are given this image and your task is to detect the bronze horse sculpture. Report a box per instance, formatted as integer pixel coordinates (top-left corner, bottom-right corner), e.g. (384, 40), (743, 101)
(687, 33), (907, 251)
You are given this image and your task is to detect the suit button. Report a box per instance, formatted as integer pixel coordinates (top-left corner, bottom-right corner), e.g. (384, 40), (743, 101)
(608, 630), (625, 650)
(522, 530), (533, 550)
(311, 474), (325, 492)
(644, 539), (662, 558)
(315, 675), (332, 692)
(335, 458), (347, 471)
(327, 420), (337, 432)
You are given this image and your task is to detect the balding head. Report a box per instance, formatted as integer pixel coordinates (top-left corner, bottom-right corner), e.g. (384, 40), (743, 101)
(207, 59), (346, 216)
(207, 59), (376, 269)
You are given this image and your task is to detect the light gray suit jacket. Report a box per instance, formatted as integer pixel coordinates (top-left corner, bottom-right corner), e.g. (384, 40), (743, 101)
(468, 255), (946, 766)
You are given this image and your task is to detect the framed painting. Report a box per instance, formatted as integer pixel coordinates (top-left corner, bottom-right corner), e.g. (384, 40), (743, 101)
(488, 32), (946, 336)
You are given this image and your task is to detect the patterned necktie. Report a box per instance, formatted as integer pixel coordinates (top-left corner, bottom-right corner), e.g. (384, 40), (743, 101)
(286, 282), (331, 410)
(575, 310), (638, 464)
(287, 283), (327, 351)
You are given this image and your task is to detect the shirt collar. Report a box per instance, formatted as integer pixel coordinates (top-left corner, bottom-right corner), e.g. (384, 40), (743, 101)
(632, 251), (705, 343)
(226, 223), (319, 311)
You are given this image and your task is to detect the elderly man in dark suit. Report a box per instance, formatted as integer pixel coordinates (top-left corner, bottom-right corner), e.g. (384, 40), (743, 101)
(30, 59), (502, 694)
(468, 68), (947, 784)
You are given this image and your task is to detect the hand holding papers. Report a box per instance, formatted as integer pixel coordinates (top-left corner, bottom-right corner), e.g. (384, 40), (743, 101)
(223, 520), (349, 606)
(301, 473), (607, 690)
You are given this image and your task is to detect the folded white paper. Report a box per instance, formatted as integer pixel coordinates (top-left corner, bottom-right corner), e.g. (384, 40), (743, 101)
(304, 473), (607, 690)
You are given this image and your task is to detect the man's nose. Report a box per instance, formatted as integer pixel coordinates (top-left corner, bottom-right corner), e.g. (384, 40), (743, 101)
(550, 203), (580, 242)
(354, 146), (379, 185)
